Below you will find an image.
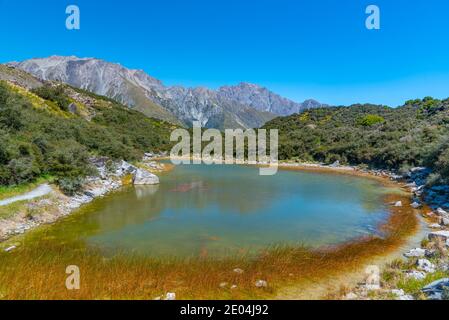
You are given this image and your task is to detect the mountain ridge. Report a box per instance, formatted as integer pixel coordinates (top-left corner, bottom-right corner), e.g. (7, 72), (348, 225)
(9, 56), (324, 129)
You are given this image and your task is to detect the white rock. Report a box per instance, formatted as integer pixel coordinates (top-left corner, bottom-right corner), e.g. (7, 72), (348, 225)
(255, 280), (268, 288)
(165, 292), (176, 300)
(436, 208), (448, 216)
(429, 223), (442, 229)
(116, 161), (137, 176)
(411, 202), (421, 209)
(133, 169), (160, 185)
(440, 217), (449, 226)
(417, 259), (436, 273)
(391, 289), (405, 297)
(233, 268), (244, 274)
(428, 230), (449, 243)
(405, 270), (426, 280)
(404, 248), (426, 258)
(219, 282), (228, 288)
(345, 292), (358, 300)
(230, 285), (237, 290)
(394, 201), (403, 207)
(398, 294), (414, 300)
(365, 284), (380, 290)
(4, 245), (16, 252)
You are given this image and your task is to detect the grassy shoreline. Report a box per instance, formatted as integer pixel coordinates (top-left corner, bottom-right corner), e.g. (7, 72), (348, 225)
(0, 164), (423, 300)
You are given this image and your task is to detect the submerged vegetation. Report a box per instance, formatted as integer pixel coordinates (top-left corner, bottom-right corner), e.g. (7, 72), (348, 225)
(0, 193), (418, 300)
(263, 99), (449, 184)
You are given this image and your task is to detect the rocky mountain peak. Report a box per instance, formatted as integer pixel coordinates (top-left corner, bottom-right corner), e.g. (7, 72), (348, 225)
(9, 56), (324, 128)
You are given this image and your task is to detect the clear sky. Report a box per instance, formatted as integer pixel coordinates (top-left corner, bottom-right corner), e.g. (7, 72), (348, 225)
(1, 0), (449, 106)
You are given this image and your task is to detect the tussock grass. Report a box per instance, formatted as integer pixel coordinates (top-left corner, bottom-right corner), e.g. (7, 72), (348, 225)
(0, 193), (418, 300)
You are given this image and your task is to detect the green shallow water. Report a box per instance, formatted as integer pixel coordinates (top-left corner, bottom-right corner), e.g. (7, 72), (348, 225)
(28, 164), (401, 258)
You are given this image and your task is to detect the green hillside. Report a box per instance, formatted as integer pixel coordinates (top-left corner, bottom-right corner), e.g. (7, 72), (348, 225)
(0, 79), (176, 192)
(263, 99), (449, 184)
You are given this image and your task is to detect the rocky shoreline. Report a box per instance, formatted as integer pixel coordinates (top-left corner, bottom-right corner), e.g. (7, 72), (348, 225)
(271, 161), (449, 300)
(0, 154), (163, 244)
(333, 166), (449, 300)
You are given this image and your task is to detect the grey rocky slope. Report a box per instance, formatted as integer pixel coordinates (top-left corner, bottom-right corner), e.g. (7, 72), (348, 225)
(9, 56), (323, 129)
(218, 82), (323, 116)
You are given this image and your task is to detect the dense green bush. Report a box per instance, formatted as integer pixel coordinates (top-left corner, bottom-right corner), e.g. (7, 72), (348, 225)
(57, 177), (84, 196)
(263, 99), (449, 184)
(31, 86), (71, 111)
(357, 114), (385, 126)
(0, 81), (174, 193)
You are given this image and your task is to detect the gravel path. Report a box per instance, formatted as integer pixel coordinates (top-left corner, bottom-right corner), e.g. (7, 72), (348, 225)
(0, 184), (53, 207)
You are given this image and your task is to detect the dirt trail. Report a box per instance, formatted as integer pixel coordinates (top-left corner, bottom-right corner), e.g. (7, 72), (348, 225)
(0, 184), (53, 207)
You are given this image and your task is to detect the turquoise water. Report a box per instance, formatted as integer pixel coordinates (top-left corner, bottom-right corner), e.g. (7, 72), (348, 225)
(44, 164), (395, 258)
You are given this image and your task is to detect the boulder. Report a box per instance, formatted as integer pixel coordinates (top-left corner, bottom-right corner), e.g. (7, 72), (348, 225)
(411, 202), (421, 209)
(118, 161), (138, 175)
(165, 292), (176, 300)
(255, 280), (268, 288)
(345, 292), (358, 300)
(330, 160), (340, 168)
(133, 169), (160, 185)
(405, 271), (426, 280)
(67, 103), (78, 114)
(391, 289), (413, 300)
(394, 201), (403, 207)
(404, 248), (426, 258)
(422, 278), (449, 300)
(441, 217), (449, 226)
(428, 230), (449, 243)
(391, 289), (405, 297)
(233, 268), (244, 274)
(4, 245), (16, 252)
(436, 208), (448, 216)
(417, 259), (436, 273)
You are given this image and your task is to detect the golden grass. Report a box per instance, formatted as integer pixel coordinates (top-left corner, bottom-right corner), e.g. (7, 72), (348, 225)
(0, 191), (419, 300)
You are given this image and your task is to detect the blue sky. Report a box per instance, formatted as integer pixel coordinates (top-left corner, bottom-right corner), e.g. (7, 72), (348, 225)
(1, 0), (449, 106)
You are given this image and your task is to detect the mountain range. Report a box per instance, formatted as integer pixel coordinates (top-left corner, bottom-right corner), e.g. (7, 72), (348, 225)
(8, 56), (324, 129)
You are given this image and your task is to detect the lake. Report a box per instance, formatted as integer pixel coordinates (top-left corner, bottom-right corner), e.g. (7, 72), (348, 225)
(34, 164), (400, 258)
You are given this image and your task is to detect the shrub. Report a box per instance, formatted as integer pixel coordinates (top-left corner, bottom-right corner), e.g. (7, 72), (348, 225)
(7, 157), (41, 185)
(47, 143), (95, 179)
(0, 105), (23, 130)
(57, 177), (84, 196)
(357, 114), (385, 127)
(31, 85), (71, 111)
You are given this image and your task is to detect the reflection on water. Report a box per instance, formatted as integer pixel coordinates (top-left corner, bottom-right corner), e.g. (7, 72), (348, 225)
(135, 185), (159, 199)
(36, 164), (397, 258)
